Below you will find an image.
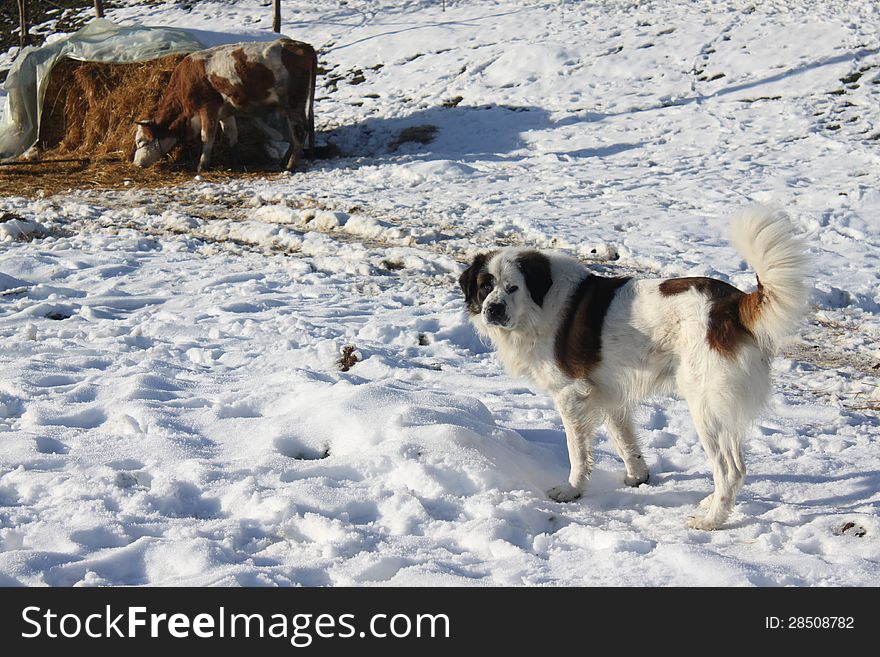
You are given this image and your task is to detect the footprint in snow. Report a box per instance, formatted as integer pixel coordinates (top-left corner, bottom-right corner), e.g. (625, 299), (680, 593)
(35, 436), (69, 454)
(115, 471), (152, 490)
(274, 436), (330, 461)
(27, 406), (107, 429)
(215, 401), (262, 419)
(30, 374), (81, 388)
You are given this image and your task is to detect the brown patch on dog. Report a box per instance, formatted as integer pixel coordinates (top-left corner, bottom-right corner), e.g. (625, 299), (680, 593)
(473, 270), (496, 312)
(658, 277), (716, 297)
(516, 251), (553, 307)
(459, 252), (497, 315)
(659, 277), (764, 357)
(476, 270), (495, 288)
(555, 275), (631, 379)
(739, 275), (765, 331)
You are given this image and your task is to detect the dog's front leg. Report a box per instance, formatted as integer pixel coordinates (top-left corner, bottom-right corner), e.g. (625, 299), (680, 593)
(547, 387), (601, 502)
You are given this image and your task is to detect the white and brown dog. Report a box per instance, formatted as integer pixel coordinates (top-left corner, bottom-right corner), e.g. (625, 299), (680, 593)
(459, 205), (807, 529)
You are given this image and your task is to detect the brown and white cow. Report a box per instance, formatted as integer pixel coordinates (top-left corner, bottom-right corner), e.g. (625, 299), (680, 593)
(133, 39), (317, 172)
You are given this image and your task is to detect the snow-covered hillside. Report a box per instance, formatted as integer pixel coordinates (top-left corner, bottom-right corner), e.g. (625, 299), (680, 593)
(0, 0), (878, 586)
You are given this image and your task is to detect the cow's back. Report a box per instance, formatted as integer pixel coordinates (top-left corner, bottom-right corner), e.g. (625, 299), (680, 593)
(196, 39), (315, 114)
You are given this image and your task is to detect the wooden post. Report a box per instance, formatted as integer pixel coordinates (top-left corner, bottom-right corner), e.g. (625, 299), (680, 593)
(17, 0), (29, 49)
(273, 0), (281, 33)
(94, 0), (105, 18)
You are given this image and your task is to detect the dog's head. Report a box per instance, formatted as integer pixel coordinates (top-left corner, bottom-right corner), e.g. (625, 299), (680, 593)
(459, 249), (552, 332)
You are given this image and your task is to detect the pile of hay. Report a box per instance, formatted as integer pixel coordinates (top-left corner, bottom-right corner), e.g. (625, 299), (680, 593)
(36, 55), (282, 169)
(38, 55), (189, 162)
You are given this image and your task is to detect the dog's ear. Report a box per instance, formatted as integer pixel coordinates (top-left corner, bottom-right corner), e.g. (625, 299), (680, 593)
(459, 253), (488, 308)
(517, 251), (552, 307)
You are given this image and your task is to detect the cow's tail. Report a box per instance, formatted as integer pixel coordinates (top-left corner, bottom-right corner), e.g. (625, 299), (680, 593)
(730, 204), (809, 352)
(308, 47), (317, 159)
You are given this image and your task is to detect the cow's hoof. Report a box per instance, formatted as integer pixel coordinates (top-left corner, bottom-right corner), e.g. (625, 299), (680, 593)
(547, 484), (582, 503)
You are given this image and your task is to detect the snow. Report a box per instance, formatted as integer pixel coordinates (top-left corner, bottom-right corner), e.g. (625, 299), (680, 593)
(0, 0), (878, 586)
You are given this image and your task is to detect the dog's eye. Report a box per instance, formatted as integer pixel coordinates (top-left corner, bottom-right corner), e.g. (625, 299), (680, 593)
(507, 285), (519, 294)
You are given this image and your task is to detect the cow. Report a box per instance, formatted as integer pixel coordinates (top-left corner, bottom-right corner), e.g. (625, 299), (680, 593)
(133, 39), (317, 173)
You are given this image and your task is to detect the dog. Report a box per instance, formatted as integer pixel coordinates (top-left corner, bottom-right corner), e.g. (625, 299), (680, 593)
(459, 205), (807, 530)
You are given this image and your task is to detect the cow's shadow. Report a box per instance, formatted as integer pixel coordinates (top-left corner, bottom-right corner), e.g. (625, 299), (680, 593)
(313, 103), (641, 166)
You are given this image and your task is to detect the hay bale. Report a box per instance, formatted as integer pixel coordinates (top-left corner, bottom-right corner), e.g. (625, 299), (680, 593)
(37, 55), (290, 170)
(39, 55), (188, 161)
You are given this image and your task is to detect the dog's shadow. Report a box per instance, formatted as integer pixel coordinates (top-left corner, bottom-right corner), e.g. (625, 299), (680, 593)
(517, 428), (879, 529)
(517, 427), (711, 510)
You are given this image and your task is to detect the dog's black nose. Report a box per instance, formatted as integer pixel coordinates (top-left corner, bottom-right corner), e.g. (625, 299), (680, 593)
(486, 303), (506, 320)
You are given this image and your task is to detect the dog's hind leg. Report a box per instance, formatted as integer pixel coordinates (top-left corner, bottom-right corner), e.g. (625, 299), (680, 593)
(547, 387), (602, 502)
(606, 409), (650, 487)
(684, 395), (747, 530)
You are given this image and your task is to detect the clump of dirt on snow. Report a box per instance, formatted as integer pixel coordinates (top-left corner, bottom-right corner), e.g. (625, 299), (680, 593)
(338, 345), (360, 372)
(835, 522), (867, 537)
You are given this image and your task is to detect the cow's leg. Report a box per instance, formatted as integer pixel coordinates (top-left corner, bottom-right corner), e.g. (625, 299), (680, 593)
(197, 111), (220, 173)
(219, 115), (240, 170)
(282, 111), (306, 172)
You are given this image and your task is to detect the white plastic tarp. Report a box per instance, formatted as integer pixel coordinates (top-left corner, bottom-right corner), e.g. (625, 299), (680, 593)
(0, 19), (205, 161)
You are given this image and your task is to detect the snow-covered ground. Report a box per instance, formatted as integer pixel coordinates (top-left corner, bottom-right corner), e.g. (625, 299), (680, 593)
(0, 0), (878, 586)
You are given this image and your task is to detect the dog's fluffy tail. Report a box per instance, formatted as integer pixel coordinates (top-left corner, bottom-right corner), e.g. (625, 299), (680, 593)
(730, 204), (809, 352)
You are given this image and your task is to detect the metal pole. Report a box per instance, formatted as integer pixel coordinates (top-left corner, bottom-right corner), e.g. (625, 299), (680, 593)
(273, 0), (281, 33)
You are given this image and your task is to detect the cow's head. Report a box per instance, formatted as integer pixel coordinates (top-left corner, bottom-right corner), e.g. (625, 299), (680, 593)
(133, 120), (178, 168)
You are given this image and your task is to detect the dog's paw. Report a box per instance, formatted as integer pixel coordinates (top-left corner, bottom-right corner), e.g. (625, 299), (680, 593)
(624, 471), (649, 487)
(687, 515), (721, 531)
(547, 484), (582, 502)
(698, 493), (714, 509)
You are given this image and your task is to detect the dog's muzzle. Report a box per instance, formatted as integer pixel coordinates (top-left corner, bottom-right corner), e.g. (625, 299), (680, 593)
(484, 302), (509, 327)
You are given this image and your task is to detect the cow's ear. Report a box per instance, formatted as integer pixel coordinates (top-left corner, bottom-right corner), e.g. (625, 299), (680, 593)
(459, 253), (487, 308)
(517, 251), (552, 307)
